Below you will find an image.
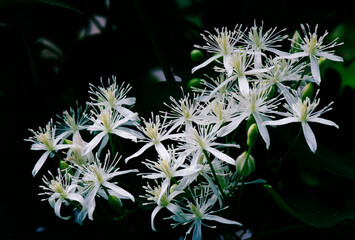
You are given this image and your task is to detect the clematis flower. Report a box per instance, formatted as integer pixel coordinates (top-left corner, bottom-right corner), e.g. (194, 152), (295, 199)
(169, 186), (242, 240)
(125, 113), (174, 162)
(278, 24), (343, 85)
(176, 125), (239, 165)
(217, 85), (280, 149)
(264, 88), (338, 153)
(83, 107), (140, 155)
(65, 132), (94, 167)
(192, 25), (243, 76)
(26, 120), (70, 176)
(39, 168), (85, 222)
(142, 181), (184, 231)
(242, 22), (288, 68)
(77, 152), (138, 221)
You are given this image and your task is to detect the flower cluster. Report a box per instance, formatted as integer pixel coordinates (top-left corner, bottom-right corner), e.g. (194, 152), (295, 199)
(26, 22), (342, 240)
(26, 77), (140, 224)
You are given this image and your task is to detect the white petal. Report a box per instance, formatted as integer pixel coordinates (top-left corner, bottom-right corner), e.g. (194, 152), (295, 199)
(204, 215), (242, 226)
(208, 75), (237, 99)
(83, 132), (106, 155)
(125, 142), (153, 162)
(308, 117), (339, 128)
(276, 52), (308, 60)
(206, 147), (235, 165)
(154, 142), (169, 160)
(310, 56), (321, 85)
(151, 206), (163, 231)
(316, 51), (343, 62)
(54, 199), (71, 220)
(253, 113), (270, 149)
(111, 128), (137, 141)
(302, 122), (317, 153)
(223, 54), (233, 77)
(32, 151), (50, 176)
(192, 221), (202, 240)
(192, 53), (223, 73)
(103, 182), (135, 202)
(217, 113), (248, 137)
(264, 117), (299, 126)
(238, 75), (250, 95)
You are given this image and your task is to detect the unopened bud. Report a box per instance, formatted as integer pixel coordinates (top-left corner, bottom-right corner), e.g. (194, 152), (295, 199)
(59, 161), (74, 175)
(290, 31), (302, 53)
(63, 139), (73, 144)
(187, 77), (202, 90)
(236, 151), (255, 177)
(247, 123), (258, 147)
(301, 82), (314, 101)
(108, 195), (122, 213)
(190, 49), (204, 62)
(170, 184), (178, 193)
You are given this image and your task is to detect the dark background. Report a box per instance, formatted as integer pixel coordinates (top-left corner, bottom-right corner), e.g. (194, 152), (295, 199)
(1, 0), (355, 239)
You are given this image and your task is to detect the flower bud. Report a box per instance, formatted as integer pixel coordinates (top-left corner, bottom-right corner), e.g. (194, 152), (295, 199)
(187, 78), (202, 90)
(301, 82), (314, 101)
(190, 49), (204, 62)
(59, 161), (74, 175)
(236, 151), (255, 177)
(290, 30), (302, 53)
(63, 139), (73, 144)
(247, 123), (258, 147)
(108, 195), (122, 213)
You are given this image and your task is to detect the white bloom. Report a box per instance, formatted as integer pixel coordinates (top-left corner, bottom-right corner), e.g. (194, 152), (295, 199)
(242, 22), (288, 68)
(210, 49), (268, 96)
(169, 186), (242, 240)
(163, 91), (205, 131)
(142, 181), (184, 231)
(39, 168), (85, 221)
(56, 104), (89, 141)
(125, 113), (174, 162)
(142, 148), (202, 203)
(218, 85), (280, 148)
(279, 24), (343, 85)
(192, 26), (243, 76)
(26, 120), (70, 176)
(83, 107), (140, 155)
(177, 125), (239, 165)
(264, 88), (338, 153)
(78, 153), (138, 221)
(88, 76), (138, 119)
(65, 132), (94, 166)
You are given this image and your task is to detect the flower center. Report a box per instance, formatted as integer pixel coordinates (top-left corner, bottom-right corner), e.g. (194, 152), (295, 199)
(144, 122), (160, 144)
(36, 131), (55, 151)
(189, 203), (203, 219)
(50, 180), (67, 199)
(98, 110), (112, 132)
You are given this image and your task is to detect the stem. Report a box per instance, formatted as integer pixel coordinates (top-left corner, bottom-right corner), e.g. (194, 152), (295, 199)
(293, 58), (310, 90)
(279, 126), (302, 165)
(203, 149), (226, 203)
(108, 133), (116, 157)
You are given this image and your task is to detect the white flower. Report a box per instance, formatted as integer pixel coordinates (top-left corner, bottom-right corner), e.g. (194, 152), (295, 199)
(242, 22), (288, 68)
(26, 120), (70, 176)
(83, 107), (140, 155)
(77, 153), (138, 221)
(39, 168), (85, 222)
(279, 24), (343, 85)
(125, 113), (174, 162)
(56, 104), (89, 141)
(65, 132), (94, 166)
(192, 26), (243, 76)
(210, 49), (268, 96)
(169, 186), (242, 240)
(142, 181), (184, 231)
(88, 76), (138, 119)
(163, 91), (204, 131)
(218, 85), (280, 149)
(264, 88), (338, 153)
(142, 148), (202, 203)
(177, 125), (239, 165)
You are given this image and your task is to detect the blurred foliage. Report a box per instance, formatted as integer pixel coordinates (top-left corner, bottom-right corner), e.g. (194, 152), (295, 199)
(1, 0), (355, 239)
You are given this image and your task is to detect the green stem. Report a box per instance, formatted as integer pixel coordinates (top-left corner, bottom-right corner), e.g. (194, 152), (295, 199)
(203, 149), (226, 203)
(108, 133), (116, 157)
(293, 58), (310, 90)
(279, 126), (302, 165)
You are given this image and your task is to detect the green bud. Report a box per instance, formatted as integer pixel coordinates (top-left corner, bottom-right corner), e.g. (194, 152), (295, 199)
(187, 77), (202, 90)
(247, 123), (258, 147)
(245, 114), (255, 133)
(236, 151), (255, 177)
(301, 82), (314, 101)
(190, 49), (204, 62)
(108, 195), (122, 213)
(290, 30), (302, 53)
(59, 161), (74, 175)
(63, 139), (73, 144)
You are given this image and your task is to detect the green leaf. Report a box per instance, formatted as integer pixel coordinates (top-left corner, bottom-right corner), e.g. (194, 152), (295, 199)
(264, 184), (355, 228)
(0, 0), (82, 14)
